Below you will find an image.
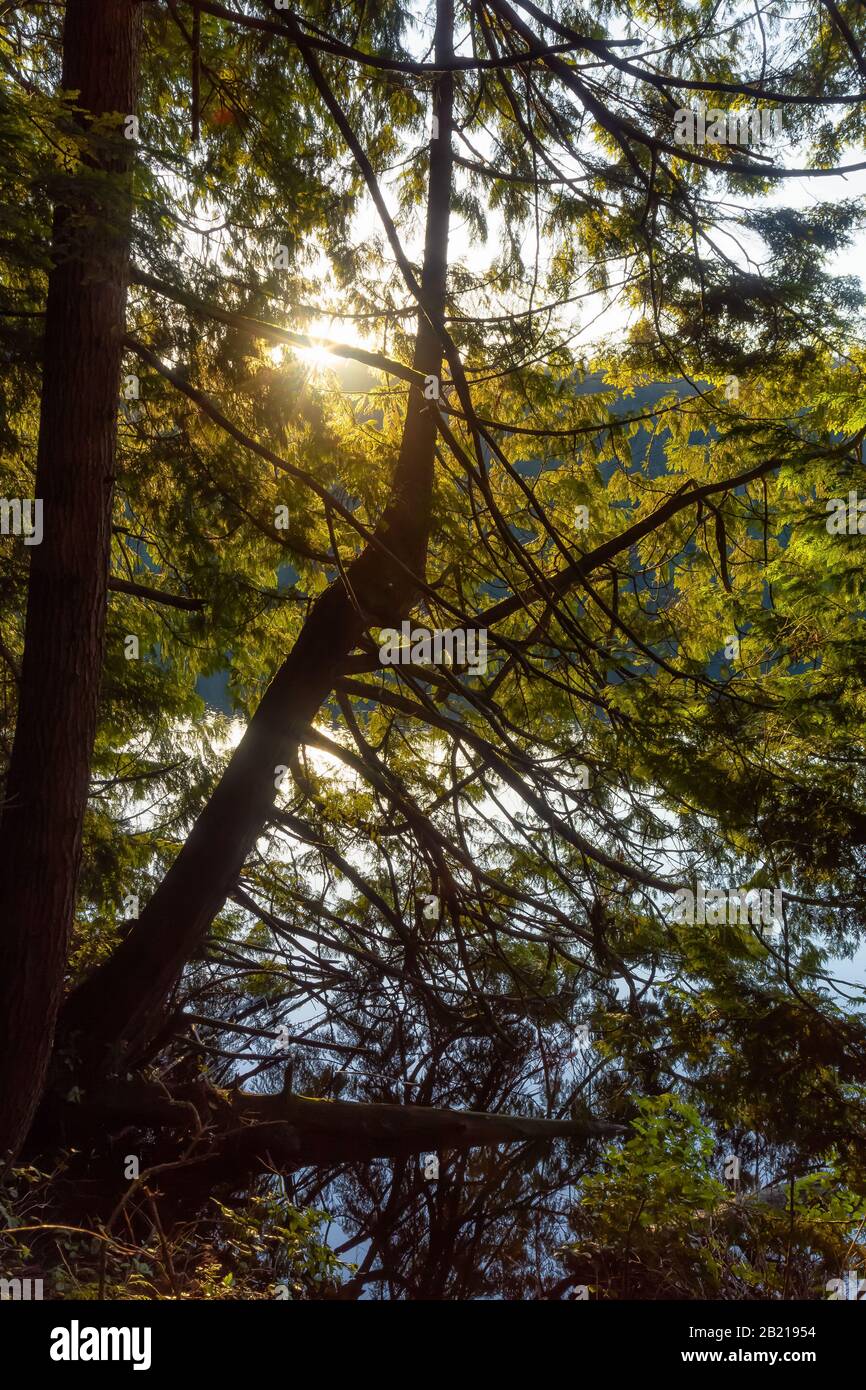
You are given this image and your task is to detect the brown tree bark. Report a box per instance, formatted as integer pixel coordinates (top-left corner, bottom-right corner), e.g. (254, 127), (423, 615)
(34, 1077), (624, 1225)
(224, 1088), (623, 1166)
(53, 1078), (624, 1171)
(0, 0), (143, 1165)
(55, 0), (456, 1075)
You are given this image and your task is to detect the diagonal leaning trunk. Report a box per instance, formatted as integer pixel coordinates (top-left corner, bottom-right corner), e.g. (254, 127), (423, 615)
(0, 0), (142, 1166)
(223, 1090), (624, 1166)
(53, 1079), (625, 1186)
(55, 0), (456, 1077)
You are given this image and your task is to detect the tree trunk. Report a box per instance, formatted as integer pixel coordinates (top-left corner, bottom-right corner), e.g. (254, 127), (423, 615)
(56, 0), (456, 1076)
(48, 1077), (623, 1175)
(0, 0), (142, 1165)
(229, 1089), (623, 1167)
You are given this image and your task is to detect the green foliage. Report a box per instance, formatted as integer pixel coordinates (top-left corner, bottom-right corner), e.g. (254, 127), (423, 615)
(568, 1096), (866, 1299)
(0, 1165), (348, 1300)
(3, 0), (866, 1299)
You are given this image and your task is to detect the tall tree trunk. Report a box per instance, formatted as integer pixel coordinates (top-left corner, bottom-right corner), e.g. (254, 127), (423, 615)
(0, 0), (142, 1166)
(56, 0), (456, 1075)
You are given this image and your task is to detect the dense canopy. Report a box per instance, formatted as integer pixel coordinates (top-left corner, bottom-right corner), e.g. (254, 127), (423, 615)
(1, 0), (866, 1301)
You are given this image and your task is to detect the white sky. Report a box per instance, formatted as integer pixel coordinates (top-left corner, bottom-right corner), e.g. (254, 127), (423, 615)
(291, 1), (866, 361)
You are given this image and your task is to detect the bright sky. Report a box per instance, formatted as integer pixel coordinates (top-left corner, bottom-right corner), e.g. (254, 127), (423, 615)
(175, 3), (866, 377)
